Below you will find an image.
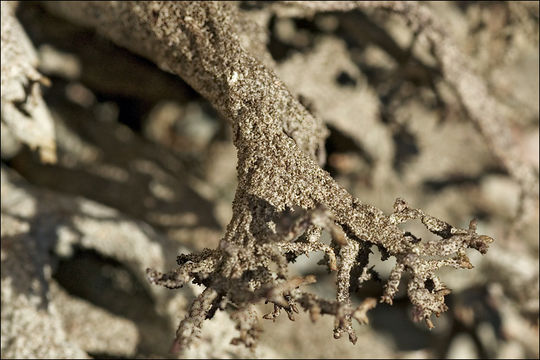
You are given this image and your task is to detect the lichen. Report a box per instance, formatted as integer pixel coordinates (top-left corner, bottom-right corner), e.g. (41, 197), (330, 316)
(42, 1), (501, 354)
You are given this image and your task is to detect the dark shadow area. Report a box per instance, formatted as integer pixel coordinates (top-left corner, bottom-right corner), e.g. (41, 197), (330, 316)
(392, 122), (420, 173)
(267, 15), (319, 63)
(324, 124), (374, 177)
(7, 77), (222, 233)
(370, 298), (433, 351)
(336, 70), (358, 87)
(422, 167), (507, 192)
(87, 353), (131, 360)
(53, 247), (174, 357)
(16, 2), (200, 133)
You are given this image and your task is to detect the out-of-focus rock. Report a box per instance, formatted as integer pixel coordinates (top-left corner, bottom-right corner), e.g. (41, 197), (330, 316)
(480, 175), (522, 219)
(10, 91), (223, 251)
(446, 334), (477, 359)
(1, 212), (88, 359)
(1, 165), (283, 358)
(1, 2), (56, 163)
(1, 165), (178, 358)
(143, 101), (220, 156)
(18, 2), (194, 104)
(276, 36), (394, 183)
(51, 282), (139, 357)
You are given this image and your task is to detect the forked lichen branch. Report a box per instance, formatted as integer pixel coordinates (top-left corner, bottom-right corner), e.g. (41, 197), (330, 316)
(45, 1), (495, 353)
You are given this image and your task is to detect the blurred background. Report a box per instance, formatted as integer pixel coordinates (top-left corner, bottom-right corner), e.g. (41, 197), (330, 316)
(1, 1), (538, 358)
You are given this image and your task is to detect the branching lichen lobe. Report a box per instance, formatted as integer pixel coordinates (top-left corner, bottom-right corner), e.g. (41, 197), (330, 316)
(44, 1), (496, 353)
